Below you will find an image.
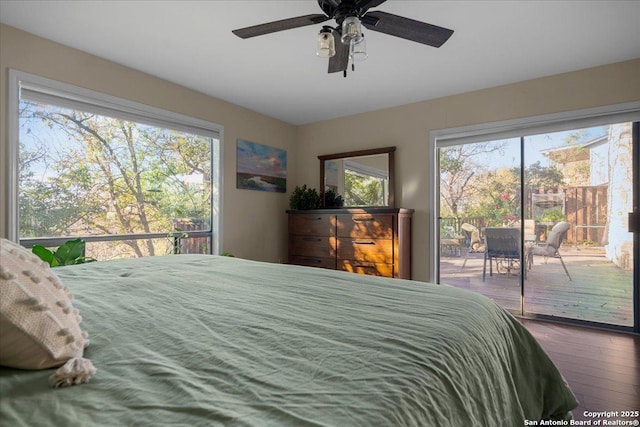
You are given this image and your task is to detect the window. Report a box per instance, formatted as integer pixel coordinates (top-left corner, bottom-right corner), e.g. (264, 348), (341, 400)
(8, 70), (222, 260)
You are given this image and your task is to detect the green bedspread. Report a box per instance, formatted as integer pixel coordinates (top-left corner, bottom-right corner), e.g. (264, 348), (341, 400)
(0, 255), (577, 426)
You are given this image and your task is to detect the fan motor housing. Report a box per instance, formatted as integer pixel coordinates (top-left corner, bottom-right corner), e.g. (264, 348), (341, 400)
(319, 0), (362, 25)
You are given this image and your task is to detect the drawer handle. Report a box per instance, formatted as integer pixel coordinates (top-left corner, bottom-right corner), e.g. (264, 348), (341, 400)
(353, 217), (375, 222)
(353, 262), (375, 268)
(302, 217), (323, 221)
(353, 240), (375, 245)
(302, 237), (322, 242)
(306, 258), (323, 264)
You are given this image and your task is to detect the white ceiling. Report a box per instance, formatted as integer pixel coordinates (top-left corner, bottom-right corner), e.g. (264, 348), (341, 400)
(1, 1), (639, 125)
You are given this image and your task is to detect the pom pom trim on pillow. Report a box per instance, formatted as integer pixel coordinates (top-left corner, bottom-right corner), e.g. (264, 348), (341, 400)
(0, 238), (95, 387)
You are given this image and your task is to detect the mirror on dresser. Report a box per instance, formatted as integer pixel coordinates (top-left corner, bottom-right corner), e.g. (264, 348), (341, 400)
(318, 147), (395, 208)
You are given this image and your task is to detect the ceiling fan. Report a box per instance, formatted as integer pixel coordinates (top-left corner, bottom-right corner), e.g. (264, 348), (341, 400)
(232, 0), (454, 77)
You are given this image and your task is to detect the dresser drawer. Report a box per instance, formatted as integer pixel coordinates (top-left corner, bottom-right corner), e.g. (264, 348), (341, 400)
(337, 237), (393, 263)
(289, 256), (336, 270)
(289, 214), (335, 236)
(339, 260), (394, 277)
(289, 236), (337, 258)
(337, 214), (393, 239)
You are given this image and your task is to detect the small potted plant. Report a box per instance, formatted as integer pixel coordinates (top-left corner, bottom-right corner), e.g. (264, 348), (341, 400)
(324, 189), (344, 208)
(32, 238), (97, 267)
(289, 185), (321, 210)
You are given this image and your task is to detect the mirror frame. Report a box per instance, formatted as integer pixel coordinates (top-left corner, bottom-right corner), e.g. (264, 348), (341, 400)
(318, 146), (396, 208)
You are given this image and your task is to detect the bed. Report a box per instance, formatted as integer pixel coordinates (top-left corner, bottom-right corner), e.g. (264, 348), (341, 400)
(0, 254), (577, 426)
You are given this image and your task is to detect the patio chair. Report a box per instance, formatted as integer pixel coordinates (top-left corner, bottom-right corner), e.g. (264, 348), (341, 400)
(483, 227), (521, 281)
(440, 225), (464, 257)
(526, 221), (572, 280)
(460, 223), (485, 271)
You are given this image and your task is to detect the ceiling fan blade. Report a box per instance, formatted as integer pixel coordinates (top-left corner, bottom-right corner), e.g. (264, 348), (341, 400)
(362, 11), (454, 47)
(232, 14), (329, 39)
(328, 31), (350, 73)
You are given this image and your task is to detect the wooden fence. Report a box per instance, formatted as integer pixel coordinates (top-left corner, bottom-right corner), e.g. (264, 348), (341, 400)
(173, 218), (209, 254)
(564, 185), (608, 245)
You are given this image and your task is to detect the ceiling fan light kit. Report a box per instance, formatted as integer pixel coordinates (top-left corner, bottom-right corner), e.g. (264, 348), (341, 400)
(232, 0), (454, 77)
(350, 34), (368, 62)
(340, 16), (363, 45)
(316, 27), (336, 58)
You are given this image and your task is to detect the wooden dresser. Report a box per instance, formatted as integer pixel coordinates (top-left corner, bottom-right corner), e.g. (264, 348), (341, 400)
(287, 208), (413, 279)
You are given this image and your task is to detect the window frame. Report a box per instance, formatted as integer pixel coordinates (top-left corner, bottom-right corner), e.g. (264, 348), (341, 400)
(7, 69), (224, 255)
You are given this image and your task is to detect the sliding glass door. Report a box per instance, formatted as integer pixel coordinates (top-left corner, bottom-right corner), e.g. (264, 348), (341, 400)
(522, 123), (634, 326)
(438, 137), (522, 312)
(437, 121), (637, 329)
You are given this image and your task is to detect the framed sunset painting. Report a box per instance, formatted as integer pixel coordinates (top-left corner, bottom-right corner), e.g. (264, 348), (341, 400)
(236, 139), (287, 192)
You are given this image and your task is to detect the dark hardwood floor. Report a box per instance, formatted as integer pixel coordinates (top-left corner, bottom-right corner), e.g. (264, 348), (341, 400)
(519, 319), (640, 420)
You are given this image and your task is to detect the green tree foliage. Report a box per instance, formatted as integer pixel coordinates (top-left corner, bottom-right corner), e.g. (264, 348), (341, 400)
(459, 163), (564, 226)
(518, 161), (564, 191)
(440, 143), (565, 227)
(19, 101), (211, 258)
(464, 168), (521, 226)
(439, 142), (506, 216)
(344, 171), (384, 206)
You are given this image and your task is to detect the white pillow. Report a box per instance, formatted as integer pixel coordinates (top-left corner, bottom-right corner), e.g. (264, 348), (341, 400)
(0, 238), (95, 387)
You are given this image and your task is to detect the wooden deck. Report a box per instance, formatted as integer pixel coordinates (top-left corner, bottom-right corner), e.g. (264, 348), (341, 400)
(440, 245), (634, 327)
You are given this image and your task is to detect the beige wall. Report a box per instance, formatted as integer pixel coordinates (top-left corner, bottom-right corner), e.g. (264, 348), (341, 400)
(295, 58), (640, 281)
(0, 24), (296, 262)
(2, 24), (639, 280)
